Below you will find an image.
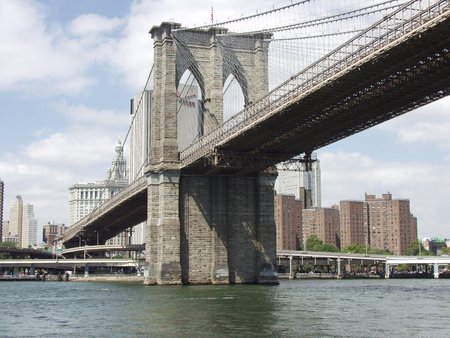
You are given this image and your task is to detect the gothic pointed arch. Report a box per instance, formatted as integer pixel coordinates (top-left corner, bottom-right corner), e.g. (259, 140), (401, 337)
(176, 69), (204, 152)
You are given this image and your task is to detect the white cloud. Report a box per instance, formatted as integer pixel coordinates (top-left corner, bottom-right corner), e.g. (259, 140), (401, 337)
(377, 96), (450, 149)
(69, 14), (124, 37)
(0, 1), (97, 95)
(0, 99), (128, 228)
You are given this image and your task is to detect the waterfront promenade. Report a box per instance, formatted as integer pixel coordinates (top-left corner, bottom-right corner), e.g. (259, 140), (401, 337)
(277, 250), (450, 279)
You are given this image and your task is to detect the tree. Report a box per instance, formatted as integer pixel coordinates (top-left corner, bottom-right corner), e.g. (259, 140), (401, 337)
(0, 241), (17, 249)
(305, 235), (324, 251)
(342, 244), (367, 254)
(440, 246), (450, 255)
(305, 235), (339, 252)
(369, 248), (393, 255)
(405, 240), (431, 256)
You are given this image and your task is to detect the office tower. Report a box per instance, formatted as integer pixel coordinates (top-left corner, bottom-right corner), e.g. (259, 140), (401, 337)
(9, 195), (23, 240)
(365, 193), (417, 255)
(302, 207), (340, 249)
(339, 200), (367, 250)
(275, 155), (322, 208)
(21, 203), (37, 248)
(69, 140), (129, 245)
(8, 196), (37, 248)
(0, 178), (3, 241)
(274, 194), (303, 250)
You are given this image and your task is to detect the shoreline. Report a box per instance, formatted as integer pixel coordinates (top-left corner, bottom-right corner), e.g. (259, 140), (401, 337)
(69, 275), (145, 282)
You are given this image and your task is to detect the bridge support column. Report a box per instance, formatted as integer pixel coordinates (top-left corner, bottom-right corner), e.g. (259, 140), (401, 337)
(385, 263), (390, 279)
(255, 172), (278, 284)
(144, 169), (182, 285)
(288, 255), (294, 279)
(179, 171), (278, 285)
(433, 263), (440, 279)
(337, 258), (342, 279)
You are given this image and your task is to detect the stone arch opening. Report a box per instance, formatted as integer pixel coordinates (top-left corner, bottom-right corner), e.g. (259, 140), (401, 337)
(223, 73), (245, 121)
(177, 69), (204, 152)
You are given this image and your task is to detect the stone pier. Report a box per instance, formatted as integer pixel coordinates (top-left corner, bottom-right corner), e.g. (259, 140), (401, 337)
(179, 172), (278, 284)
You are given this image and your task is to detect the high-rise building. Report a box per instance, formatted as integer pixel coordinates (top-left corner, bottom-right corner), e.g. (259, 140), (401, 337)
(0, 178), (4, 241)
(302, 206), (340, 249)
(43, 222), (67, 247)
(8, 196), (37, 248)
(274, 194), (303, 250)
(275, 155), (322, 208)
(339, 200), (367, 250)
(129, 91), (152, 245)
(21, 203), (37, 248)
(9, 195), (23, 240)
(365, 193), (417, 255)
(69, 140), (129, 245)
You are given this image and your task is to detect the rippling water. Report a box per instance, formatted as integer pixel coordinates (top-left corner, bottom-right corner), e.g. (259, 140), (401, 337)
(1, 279), (449, 337)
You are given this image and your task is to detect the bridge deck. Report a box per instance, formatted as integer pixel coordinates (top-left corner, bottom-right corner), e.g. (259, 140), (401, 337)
(62, 177), (147, 248)
(182, 4), (450, 175)
(61, 2), (450, 247)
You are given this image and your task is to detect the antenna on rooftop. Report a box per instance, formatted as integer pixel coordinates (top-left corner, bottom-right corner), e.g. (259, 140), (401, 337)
(211, 4), (214, 24)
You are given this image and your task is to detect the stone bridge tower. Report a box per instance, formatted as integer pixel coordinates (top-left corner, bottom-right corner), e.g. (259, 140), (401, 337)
(145, 22), (277, 285)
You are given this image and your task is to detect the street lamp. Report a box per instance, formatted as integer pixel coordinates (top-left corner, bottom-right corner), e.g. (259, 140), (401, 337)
(94, 231), (99, 246)
(83, 239), (87, 259)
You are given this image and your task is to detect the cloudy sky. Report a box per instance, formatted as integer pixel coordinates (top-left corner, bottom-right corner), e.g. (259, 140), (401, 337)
(0, 0), (449, 240)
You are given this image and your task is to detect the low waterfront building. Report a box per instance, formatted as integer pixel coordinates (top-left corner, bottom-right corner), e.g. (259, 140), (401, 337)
(423, 237), (448, 255)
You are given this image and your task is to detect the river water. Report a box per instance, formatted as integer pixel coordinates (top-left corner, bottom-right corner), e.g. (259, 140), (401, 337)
(1, 278), (448, 337)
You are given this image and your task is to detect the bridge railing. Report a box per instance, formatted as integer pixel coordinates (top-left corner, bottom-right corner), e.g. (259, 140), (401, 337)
(180, 0), (450, 167)
(62, 177), (148, 241)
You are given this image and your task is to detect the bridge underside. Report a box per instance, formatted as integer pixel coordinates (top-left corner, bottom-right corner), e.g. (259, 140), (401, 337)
(64, 187), (147, 248)
(185, 16), (450, 175)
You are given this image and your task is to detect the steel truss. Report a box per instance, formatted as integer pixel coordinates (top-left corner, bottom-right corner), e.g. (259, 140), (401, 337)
(202, 150), (315, 173)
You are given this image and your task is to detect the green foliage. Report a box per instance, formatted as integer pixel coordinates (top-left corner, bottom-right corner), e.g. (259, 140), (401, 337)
(341, 244), (393, 255)
(440, 246), (450, 255)
(368, 248), (393, 255)
(0, 241), (18, 249)
(321, 243), (339, 252)
(342, 244), (367, 254)
(396, 264), (410, 272)
(305, 235), (339, 252)
(405, 240), (432, 256)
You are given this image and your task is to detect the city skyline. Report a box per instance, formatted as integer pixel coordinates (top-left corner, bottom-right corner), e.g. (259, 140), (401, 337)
(1, 0), (450, 239)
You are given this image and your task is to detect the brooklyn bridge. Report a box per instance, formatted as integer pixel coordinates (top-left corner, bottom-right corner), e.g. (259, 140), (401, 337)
(59, 0), (450, 285)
